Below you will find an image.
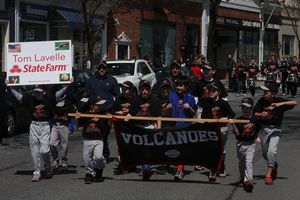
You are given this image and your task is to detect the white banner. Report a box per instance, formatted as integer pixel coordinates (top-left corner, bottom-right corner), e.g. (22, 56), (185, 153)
(6, 40), (72, 86)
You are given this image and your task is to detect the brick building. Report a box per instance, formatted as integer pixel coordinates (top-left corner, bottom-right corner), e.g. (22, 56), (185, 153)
(106, 0), (202, 67)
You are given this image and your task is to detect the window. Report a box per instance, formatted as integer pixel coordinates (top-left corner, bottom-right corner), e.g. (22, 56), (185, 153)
(282, 35), (294, 56)
(20, 21), (47, 42)
(138, 62), (151, 75)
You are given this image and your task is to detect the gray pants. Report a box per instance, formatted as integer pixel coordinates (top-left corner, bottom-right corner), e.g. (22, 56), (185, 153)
(237, 141), (256, 182)
(50, 124), (69, 164)
(83, 139), (106, 174)
(30, 121), (51, 174)
(220, 126), (228, 153)
(260, 127), (281, 167)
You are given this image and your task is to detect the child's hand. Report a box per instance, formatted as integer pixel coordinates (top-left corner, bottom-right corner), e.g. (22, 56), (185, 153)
(183, 103), (190, 109)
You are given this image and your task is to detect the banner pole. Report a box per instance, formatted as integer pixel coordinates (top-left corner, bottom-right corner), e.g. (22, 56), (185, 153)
(68, 113), (249, 124)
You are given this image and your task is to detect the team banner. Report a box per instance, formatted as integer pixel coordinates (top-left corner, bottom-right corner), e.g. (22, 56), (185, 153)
(113, 120), (223, 171)
(6, 40), (72, 86)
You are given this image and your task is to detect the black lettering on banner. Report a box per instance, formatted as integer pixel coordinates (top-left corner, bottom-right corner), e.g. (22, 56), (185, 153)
(113, 120), (223, 172)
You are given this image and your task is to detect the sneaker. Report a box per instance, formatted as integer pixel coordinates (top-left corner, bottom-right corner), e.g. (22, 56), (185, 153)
(243, 93), (246, 96)
(94, 169), (104, 182)
(265, 176), (273, 185)
(32, 172), (41, 182)
(174, 171), (184, 180)
(194, 165), (205, 171)
(271, 162), (278, 180)
(142, 171), (151, 181)
(218, 170), (226, 178)
(84, 173), (94, 184)
(52, 159), (60, 170)
(236, 94), (240, 97)
(282, 93), (286, 96)
(208, 171), (217, 182)
(243, 181), (254, 192)
(44, 168), (53, 179)
(60, 162), (68, 171)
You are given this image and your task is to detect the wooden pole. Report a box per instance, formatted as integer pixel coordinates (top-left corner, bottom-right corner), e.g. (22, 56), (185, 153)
(68, 113), (249, 124)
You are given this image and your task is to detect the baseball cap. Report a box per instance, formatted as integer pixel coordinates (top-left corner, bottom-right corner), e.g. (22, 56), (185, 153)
(240, 97), (254, 108)
(56, 100), (65, 107)
(139, 80), (151, 88)
(97, 61), (107, 70)
(260, 83), (278, 94)
(203, 63), (216, 70)
(206, 83), (219, 91)
(33, 86), (45, 93)
(160, 79), (171, 88)
(170, 61), (181, 69)
(121, 81), (134, 90)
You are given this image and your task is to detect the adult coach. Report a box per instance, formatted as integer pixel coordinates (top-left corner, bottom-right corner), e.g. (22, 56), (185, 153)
(85, 61), (120, 159)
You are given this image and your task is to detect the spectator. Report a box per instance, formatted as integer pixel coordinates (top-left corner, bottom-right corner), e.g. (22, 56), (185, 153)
(226, 54), (236, 90)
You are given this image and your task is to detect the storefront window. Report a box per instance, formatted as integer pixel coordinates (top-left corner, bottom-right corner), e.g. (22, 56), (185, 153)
(20, 21), (47, 42)
(141, 20), (175, 67)
(184, 24), (199, 59)
(282, 35), (294, 56)
(263, 31), (277, 60)
(238, 30), (259, 65)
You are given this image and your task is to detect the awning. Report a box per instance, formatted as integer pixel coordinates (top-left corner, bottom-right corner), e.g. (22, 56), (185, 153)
(56, 9), (104, 30)
(56, 9), (84, 30)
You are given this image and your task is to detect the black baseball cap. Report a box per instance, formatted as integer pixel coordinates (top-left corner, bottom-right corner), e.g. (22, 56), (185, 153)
(260, 83), (278, 94)
(139, 80), (151, 88)
(240, 97), (254, 108)
(206, 83), (219, 91)
(97, 61), (107, 70)
(121, 81), (134, 90)
(170, 61), (181, 69)
(160, 79), (171, 88)
(33, 85), (45, 93)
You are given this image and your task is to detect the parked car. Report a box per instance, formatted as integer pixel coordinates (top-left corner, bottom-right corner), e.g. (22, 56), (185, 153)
(0, 72), (31, 137)
(0, 69), (91, 137)
(104, 59), (157, 94)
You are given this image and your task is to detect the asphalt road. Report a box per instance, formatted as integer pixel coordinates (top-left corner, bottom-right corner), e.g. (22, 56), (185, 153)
(1, 90), (300, 200)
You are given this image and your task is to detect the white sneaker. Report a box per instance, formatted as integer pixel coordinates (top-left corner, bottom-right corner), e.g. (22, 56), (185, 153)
(194, 165), (205, 171)
(32, 171), (41, 182)
(218, 170), (227, 177)
(52, 159), (59, 169)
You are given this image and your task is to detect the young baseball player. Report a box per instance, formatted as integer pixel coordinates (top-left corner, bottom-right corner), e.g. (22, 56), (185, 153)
(50, 85), (74, 170)
(11, 85), (54, 182)
(231, 97), (260, 192)
(77, 97), (108, 184)
(253, 83), (297, 185)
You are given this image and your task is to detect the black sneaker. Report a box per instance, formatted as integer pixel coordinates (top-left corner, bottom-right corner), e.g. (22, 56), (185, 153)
(84, 173), (94, 184)
(208, 171), (216, 182)
(94, 169), (104, 182)
(243, 181), (254, 192)
(174, 171), (184, 180)
(44, 168), (53, 179)
(142, 171), (151, 181)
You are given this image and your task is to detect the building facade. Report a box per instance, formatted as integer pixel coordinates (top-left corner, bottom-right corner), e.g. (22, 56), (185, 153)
(106, 0), (202, 67)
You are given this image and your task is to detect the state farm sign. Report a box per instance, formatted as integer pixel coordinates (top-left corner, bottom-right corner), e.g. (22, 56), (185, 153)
(6, 40), (72, 86)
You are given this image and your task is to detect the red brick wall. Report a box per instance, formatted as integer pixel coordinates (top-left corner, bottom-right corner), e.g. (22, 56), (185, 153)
(218, 7), (259, 21)
(106, 0), (202, 60)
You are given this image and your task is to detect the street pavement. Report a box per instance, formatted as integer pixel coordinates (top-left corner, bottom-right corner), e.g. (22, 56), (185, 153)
(1, 89), (300, 200)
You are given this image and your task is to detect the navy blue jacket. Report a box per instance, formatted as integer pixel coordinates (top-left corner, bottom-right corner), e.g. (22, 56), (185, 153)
(85, 74), (120, 112)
